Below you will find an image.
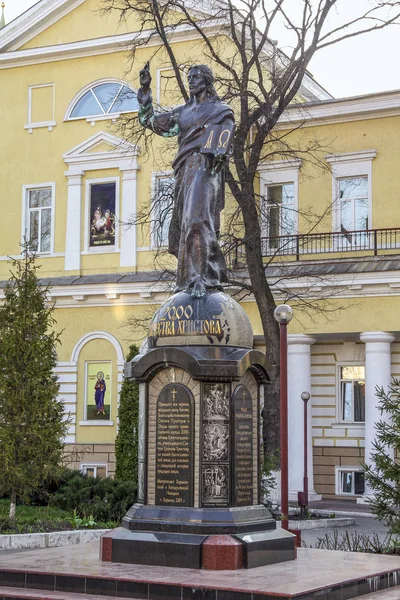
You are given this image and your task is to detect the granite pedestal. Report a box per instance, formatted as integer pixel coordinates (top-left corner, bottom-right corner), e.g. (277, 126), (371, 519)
(101, 290), (296, 568)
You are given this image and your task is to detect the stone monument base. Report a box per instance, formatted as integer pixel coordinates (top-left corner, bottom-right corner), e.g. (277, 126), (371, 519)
(109, 290), (297, 569)
(100, 504), (296, 569)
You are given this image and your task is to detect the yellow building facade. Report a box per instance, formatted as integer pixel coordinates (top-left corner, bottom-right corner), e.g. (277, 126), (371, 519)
(1, 0), (400, 499)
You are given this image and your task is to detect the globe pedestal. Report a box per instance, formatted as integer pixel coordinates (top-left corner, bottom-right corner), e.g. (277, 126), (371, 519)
(101, 291), (296, 568)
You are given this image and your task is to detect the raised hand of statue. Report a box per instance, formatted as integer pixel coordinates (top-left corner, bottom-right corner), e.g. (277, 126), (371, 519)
(138, 62), (152, 106)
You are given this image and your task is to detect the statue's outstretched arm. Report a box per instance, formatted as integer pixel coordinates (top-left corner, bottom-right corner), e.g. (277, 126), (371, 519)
(138, 62), (179, 138)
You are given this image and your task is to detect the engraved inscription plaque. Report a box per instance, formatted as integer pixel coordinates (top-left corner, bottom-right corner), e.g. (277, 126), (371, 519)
(155, 383), (194, 506)
(233, 385), (253, 506)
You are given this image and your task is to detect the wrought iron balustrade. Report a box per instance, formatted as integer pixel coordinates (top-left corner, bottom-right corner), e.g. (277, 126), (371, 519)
(229, 227), (400, 265)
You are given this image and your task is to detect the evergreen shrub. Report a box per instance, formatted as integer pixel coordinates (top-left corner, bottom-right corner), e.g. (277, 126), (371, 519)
(115, 345), (140, 483)
(50, 470), (137, 523)
(364, 378), (400, 534)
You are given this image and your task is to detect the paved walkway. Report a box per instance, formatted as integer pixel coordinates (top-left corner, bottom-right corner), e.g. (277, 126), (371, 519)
(308, 498), (373, 515)
(355, 590), (400, 599)
(0, 542), (399, 598)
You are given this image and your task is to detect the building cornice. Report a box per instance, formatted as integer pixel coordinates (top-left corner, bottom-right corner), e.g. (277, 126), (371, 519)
(0, 261), (399, 308)
(0, 25), (206, 69)
(278, 89), (400, 128)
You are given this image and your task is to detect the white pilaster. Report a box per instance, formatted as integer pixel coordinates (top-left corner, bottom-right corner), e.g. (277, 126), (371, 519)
(288, 334), (321, 501)
(64, 173), (83, 271)
(119, 168), (138, 268)
(359, 331), (395, 502)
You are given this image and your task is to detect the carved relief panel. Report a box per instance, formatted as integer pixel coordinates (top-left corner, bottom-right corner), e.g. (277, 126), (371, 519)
(201, 383), (230, 506)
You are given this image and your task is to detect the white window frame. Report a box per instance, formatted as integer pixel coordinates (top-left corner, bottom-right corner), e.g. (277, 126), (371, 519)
(336, 363), (365, 425)
(151, 171), (174, 249)
(25, 83), (56, 132)
(21, 183), (55, 255)
(155, 66), (188, 107)
(325, 150), (376, 235)
(81, 464), (108, 477)
(335, 466), (365, 496)
(84, 177), (120, 254)
(64, 78), (138, 125)
(258, 159), (301, 253)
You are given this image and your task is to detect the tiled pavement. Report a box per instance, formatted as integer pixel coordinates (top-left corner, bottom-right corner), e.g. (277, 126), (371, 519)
(0, 542), (399, 599)
(354, 589), (400, 600)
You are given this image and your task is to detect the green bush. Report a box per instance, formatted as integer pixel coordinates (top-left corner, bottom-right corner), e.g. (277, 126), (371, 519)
(50, 470), (137, 523)
(115, 344), (140, 483)
(28, 472), (69, 506)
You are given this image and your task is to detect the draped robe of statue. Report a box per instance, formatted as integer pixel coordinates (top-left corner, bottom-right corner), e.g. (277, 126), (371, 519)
(139, 97), (234, 295)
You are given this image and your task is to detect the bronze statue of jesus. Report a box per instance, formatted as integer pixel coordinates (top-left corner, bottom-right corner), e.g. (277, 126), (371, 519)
(138, 64), (235, 298)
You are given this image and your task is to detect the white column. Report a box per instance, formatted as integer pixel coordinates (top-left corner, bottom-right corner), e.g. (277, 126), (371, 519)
(119, 168), (138, 268)
(359, 331), (395, 502)
(64, 172), (83, 271)
(288, 334), (321, 501)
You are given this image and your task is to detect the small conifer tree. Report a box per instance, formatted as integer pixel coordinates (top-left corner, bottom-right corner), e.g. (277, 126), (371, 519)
(364, 378), (400, 534)
(115, 344), (140, 482)
(0, 246), (68, 519)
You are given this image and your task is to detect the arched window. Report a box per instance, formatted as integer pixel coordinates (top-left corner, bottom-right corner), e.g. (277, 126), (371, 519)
(67, 80), (138, 120)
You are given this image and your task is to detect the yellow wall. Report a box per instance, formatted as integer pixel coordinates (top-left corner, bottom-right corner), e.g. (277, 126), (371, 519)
(21, 0), (136, 48)
(3, 0), (400, 456)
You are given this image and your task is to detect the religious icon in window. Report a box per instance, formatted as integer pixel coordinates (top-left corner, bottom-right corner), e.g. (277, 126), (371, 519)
(86, 362), (111, 420)
(89, 183), (116, 247)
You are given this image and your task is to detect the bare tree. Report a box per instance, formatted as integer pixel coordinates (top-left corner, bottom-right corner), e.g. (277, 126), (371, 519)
(104, 0), (400, 455)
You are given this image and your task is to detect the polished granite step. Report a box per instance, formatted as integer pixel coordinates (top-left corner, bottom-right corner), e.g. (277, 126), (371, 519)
(0, 542), (399, 600)
(0, 588), (142, 600)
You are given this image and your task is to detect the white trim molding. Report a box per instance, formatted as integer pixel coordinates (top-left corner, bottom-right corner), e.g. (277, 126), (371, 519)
(25, 83), (56, 133)
(258, 158), (302, 173)
(325, 150), (377, 166)
(63, 131), (139, 270)
(325, 150), (377, 234)
(70, 330), (125, 365)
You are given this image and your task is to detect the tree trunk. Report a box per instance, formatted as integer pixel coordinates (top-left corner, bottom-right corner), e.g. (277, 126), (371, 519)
(9, 490), (16, 521)
(236, 182), (281, 457)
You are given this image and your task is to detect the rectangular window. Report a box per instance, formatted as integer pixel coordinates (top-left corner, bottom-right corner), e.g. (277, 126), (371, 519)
(82, 464), (107, 478)
(89, 182), (116, 248)
(85, 362), (112, 421)
(26, 187), (53, 253)
(337, 468), (365, 496)
(340, 365), (365, 422)
(262, 183), (295, 251)
(152, 175), (174, 248)
(339, 176), (368, 233)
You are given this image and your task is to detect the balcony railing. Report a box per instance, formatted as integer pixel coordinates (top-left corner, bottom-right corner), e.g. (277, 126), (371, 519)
(230, 227), (400, 264)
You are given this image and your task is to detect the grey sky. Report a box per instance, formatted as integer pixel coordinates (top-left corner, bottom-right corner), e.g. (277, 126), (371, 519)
(4, 0), (400, 99)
